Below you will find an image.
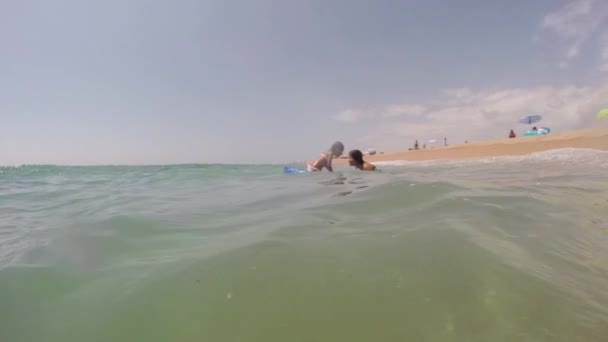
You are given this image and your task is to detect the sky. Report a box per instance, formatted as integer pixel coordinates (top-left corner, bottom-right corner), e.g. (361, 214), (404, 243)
(1, 0), (608, 165)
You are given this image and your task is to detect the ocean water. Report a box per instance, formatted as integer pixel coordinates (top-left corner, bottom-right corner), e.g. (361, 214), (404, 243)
(2, 148), (608, 342)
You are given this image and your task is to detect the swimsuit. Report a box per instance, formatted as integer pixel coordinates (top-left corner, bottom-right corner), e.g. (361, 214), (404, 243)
(307, 153), (328, 172)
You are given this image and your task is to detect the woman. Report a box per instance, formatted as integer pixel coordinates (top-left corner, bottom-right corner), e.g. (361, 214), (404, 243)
(347, 149), (376, 171)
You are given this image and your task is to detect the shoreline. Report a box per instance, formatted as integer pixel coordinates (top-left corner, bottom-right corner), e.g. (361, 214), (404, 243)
(335, 125), (608, 164)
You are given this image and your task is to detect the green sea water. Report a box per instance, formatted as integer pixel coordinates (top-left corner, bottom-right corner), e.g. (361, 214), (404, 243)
(2, 148), (608, 341)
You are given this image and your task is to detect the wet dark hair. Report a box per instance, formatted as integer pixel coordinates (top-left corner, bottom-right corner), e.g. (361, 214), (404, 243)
(331, 141), (344, 155)
(349, 149), (364, 167)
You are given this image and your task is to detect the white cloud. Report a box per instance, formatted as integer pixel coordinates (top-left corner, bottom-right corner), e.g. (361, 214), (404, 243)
(567, 45), (580, 59)
(333, 109), (369, 123)
(542, 0), (608, 70)
(601, 33), (608, 72)
(442, 88), (474, 100)
(382, 104), (427, 118)
(333, 103), (427, 123)
(542, 0), (595, 39)
(602, 48), (608, 71)
(342, 84), (608, 150)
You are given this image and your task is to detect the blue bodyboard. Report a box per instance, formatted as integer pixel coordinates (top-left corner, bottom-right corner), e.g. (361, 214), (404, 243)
(283, 166), (307, 174)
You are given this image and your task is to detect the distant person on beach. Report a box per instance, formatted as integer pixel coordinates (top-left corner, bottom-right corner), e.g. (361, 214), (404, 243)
(347, 149), (376, 171)
(509, 129), (516, 138)
(307, 141), (344, 172)
(532, 126), (537, 131)
(414, 140), (419, 150)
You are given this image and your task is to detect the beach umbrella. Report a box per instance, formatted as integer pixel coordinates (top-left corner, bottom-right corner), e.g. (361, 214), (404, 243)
(598, 108), (608, 120)
(519, 114), (542, 125)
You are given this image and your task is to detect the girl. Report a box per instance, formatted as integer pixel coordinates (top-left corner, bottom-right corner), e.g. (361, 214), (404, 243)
(307, 141), (344, 172)
(347, 149), (376, 171)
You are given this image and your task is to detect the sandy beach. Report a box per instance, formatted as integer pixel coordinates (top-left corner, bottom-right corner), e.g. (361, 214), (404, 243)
(336, 125), (608, 164)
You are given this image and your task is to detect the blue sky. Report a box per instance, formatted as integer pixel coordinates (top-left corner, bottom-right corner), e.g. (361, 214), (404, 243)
(1, 0), (607, 165)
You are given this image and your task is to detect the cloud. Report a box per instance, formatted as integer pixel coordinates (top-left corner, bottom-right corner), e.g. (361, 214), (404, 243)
(567, 45), (580, 59)
(340, 84), (608, 149)
(542, 0), (608, 70)
(333, 109), (369, 123)
(383, 104), (427, 118)
(602, 48), (608, 71)
(333, 103), (427, 123)
(601, 33), (608, 72)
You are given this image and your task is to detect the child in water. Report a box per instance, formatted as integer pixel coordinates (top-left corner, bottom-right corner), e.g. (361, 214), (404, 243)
(307, 141), (344, 172)
(347, 149), (376, 171)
